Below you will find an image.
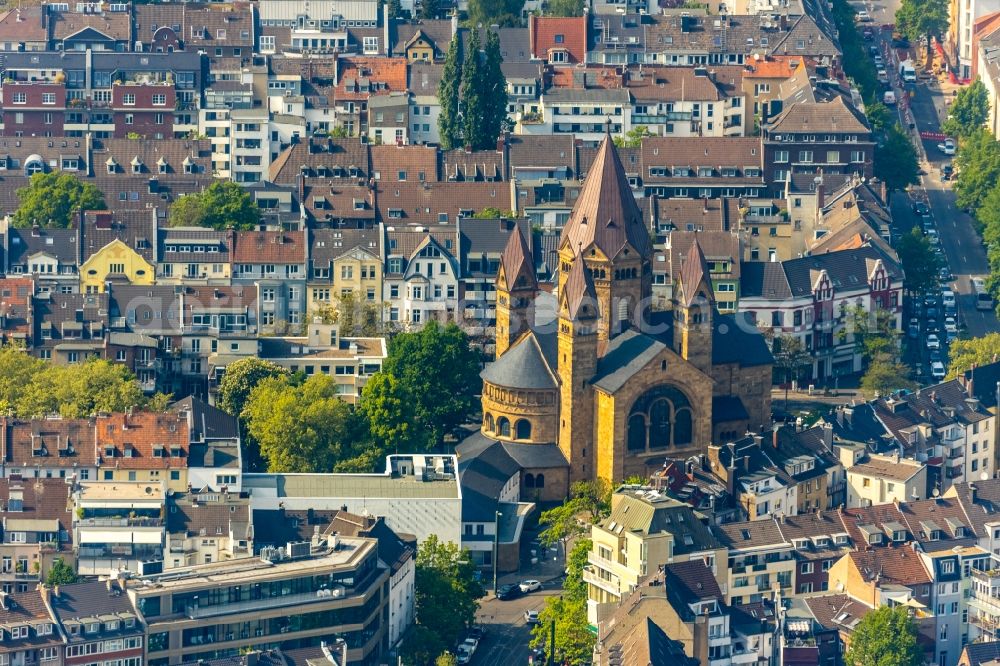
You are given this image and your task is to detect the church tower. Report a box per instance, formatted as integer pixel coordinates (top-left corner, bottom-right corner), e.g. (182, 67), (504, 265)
(495, 224), (537, 357)
(673, 240), (715, 375)
(557, 134), (653, 346)
(557, 256), (599, 483)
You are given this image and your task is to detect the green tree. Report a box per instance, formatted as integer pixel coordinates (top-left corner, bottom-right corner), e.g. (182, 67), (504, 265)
(956, 129), (1000, 213)
(613, 125), (653, 148)
(44, 558), (78, 586)
(472, 207), (518, 218)
(546, 0), (584, 15)
(437, 35), (462, 150)
(386, 0), (405, 18)
(358, 321), (480, 452)
(243, 374), (370, 472)
(461, 29), (485, 150)
(538, 480), (612, 552)
(12, 172), (105, 229)
(896, 0), (949, 63)
(168, 181), (261, 230)
(403, 535), (484, 665)
(530, 539), (595, 666)
(217, 358), (291, 418)
(830, 0), (880, 103)
(874, 124), (920, 193)
(948, 333), (1000, 378)
(771, 335), (811, 408)
(843, 605), (923, 666)
(420, 0), (441, 19)
(942, 78), (989, 138)
(481, 29), (509, 148)
(44, 360), (146, 419)
(434, 653), (458, 666)
(860, 358), (917, 397)
(467, 0), (521, 28)
(896, 226), (942, 297)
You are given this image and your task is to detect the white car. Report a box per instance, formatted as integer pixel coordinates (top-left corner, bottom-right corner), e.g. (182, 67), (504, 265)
(944, 317), (958, 333)
(931, 362), (946, 380)
(524, 609), (541, 625)
(938, 139), (956, 155)
(520, 580), (542, 593)
(942, 291), (956, 308)
(456, 648), (473, 665)
(873, 54), (884, 67)
(857, 9), (872, 21)
(926, 333), (941, 350)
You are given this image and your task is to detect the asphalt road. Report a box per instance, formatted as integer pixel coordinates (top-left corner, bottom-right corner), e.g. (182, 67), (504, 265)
(473, 586), (559, 666)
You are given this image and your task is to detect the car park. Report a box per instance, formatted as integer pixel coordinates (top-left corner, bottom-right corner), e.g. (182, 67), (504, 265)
(520, 580), (542, 593)
(927, 334), (941, 350)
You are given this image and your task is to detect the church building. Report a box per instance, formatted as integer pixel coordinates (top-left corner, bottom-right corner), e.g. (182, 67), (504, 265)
(457, 136), (774, 501)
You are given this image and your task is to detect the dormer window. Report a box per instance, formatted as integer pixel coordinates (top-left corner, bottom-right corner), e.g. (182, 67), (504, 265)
(104, 621), (118, 632)
(153, 446), (164, 457)
(170, 446), (182, 457)
(124, 445), (134, 458)
(104, 446), (115, 458)
(868, 533), (882, 545)
(86, 623), (99, 634)
(893, 530), (905, 542)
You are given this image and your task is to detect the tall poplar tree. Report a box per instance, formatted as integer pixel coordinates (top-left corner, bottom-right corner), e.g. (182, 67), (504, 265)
(436, 35), (461, 149)
(482, 29), (508, 148)
(461, 29), (485, 150)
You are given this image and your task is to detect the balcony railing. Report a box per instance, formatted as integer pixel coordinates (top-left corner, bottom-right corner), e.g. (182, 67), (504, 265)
(77, 517), (163, 528)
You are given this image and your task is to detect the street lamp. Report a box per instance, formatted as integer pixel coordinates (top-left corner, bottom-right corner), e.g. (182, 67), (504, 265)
(492, 510), (502, 593)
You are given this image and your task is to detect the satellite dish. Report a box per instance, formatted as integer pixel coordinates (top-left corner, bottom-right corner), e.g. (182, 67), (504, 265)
(982, 472), (990, 481)
(932, 488), (940, 497)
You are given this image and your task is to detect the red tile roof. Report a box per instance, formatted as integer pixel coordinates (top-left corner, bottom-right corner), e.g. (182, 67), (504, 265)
(849, 547), (932, 586)
(95, 411), (189, 470)
(231, 230), (306, 264)
(0, 277), (34, 345)
(2, 417), (98, 469)
(334, 57), (408, 101)
(529, 15), (587, 64)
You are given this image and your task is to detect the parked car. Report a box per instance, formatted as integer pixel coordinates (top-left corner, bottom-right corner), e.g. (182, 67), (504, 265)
(857, 8), (872, 21)
(926, 334), (941, 350)
(468, 626), (486, 641)
(519, 580), (542, 593)
(931, 362), (947, 380)
(525, 609), (541, 625)
(938, 138), (956, 155)
(456, 647), (473, 665)
(942, 163), (954, 180)
(497, 583), (522, 600)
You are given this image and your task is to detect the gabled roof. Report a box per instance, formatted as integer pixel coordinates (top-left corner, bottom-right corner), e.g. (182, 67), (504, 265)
(529, 15), (587, 63)
(849, 548), (932, 586)
(231, 230), (305, 264)
(560, 135), (651, 260)
(767, 96), (869, 134)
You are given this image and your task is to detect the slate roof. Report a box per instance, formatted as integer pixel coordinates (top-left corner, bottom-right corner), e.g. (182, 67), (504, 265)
(592, 330), (668, 393)
(781, 245), (901, 298)
(456, 431), (567, 470)
(962, 641), (1000, 666)
(767, 96), (869, 134)
(134, 2), (255, 50)
(664, 559), (722, 603)
(803, 594), (872, 633)
(7, 227), (80, 268)
(81, 210), (157, 262)
(964, 360), (1000, 408)
(713, 313), (774, 367)
(408, 61), (444, 97)
(159, 227), (232, 263)
(268, 138), (370, 185)
(561, 135), (651, 260)
(603, 488), (722, 554)
(507, 135), (579, 173)
(391, 20), (454, 57)
(170, 395), (239, 441)
(441, 148), (504, 182)
(50, 580), (143, 634)
(481, 332), (558, 390)
(456, 435), (521, 522)
(0, 588), (58, 654)
(310, 227), (381, 265)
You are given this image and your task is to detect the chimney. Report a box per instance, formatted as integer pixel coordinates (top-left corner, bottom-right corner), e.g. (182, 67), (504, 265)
(779, 13), (788, 30)
(971, 483), (978, 504)
(692, 608), (710, 665)
(772, 426), (780, 449)
(743, 455), (750, 471)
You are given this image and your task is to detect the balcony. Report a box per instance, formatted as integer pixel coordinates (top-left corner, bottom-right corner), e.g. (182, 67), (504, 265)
(827, 480), (846, 495)
(184, 579), (371, 619)
(582, 565), (621, 597)
(731, 646), (760, 664)
(77, 516), (163, 528)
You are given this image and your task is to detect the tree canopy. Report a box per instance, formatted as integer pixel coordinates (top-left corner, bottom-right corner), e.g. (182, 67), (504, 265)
(545, 0), (584, 15)
(613, 125), (653, 149)
(358, 321), (480, 452)
(874, 124), (920, 193)
(896, 227), (942, 296)
(437, 35), (462, 150)
(896, 0), (949, 60)
(12, 172), (105, 229)
(45, 558), (78, 586)
(217, 357), (290, 418)
(467, 0), (522, 28)
(168, 181), (262, 230)
(955, 129), (1000, 213)
(843, 605), (923, 666)
(947, 333), (1000, 379)
(0, 347), (165, 418)
(243, 373), (375, 473)
(538, 480), (612, 547)
(530, 539), (596, 665)
(401, 535), (484, 665)
(942, 78), (989, 138)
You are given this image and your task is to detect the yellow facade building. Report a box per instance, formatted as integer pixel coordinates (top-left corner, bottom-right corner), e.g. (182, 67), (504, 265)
(80, 239), (155, 294)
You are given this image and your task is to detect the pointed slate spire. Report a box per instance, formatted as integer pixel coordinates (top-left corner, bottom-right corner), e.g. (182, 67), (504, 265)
(679, 239), (715, 308)
(560, 135), (652, 259)
(562, 257), (599, 322)
(498, 224), (537, 291)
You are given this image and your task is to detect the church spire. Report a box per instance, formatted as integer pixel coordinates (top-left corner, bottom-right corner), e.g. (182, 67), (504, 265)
(498, 223), (536, 292)
(678, 239), (715, 308)
(561, 256), (599, 323)
(495, 224), (537, 356)
(559, 135), (652, 260)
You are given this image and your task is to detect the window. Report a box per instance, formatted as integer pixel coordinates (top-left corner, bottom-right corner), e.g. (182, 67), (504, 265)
(152, 94), (166, 106)
(774, 150), (789, 163)
(42, 93), (56, 105)
(123, 93), (136, 106)
(12, 92), (26, 104)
